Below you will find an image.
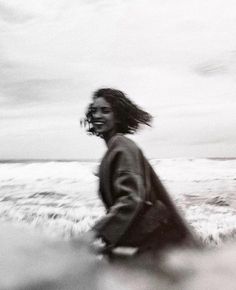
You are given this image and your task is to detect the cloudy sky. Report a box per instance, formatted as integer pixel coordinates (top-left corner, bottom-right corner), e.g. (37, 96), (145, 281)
(1, 0), (236, 160)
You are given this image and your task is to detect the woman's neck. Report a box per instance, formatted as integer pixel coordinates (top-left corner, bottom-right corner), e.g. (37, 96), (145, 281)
(103, 129), (117, 146)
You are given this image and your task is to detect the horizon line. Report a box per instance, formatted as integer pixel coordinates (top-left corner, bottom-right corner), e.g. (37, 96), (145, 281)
(0, 157), (236, 163)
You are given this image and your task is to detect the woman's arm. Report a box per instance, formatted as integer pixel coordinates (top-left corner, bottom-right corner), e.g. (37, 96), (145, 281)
(93, 142), (145, 247)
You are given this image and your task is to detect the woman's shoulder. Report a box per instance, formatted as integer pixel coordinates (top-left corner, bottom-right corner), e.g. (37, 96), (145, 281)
(108, 134), (139, 151)
(108, 134), (141, 155)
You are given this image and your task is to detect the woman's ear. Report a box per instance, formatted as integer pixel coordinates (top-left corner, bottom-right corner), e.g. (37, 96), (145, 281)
(115, 120), (121, 131)
(115, 118), (121, 125)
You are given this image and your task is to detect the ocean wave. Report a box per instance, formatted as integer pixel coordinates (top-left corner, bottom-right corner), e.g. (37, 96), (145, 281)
(0, 159), (235, 245)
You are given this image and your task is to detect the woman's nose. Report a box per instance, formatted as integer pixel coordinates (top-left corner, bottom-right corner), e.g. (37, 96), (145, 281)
(93, 110), (102, 118)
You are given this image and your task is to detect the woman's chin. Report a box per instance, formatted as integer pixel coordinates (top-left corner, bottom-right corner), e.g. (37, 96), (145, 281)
(96, 129), (105, 134)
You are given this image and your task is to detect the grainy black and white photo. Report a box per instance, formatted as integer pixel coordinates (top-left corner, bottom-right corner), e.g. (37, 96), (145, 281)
(0, 0), (236, 289)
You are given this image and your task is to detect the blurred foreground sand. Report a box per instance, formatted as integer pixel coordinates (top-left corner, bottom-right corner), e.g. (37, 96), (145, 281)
(0, 223), (236, 290)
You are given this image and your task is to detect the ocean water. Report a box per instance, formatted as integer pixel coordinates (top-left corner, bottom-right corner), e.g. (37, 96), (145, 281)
(0, 158), (235, 245)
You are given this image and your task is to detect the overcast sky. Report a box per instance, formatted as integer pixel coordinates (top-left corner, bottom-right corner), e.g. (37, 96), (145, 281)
(1, 0), (236, 160)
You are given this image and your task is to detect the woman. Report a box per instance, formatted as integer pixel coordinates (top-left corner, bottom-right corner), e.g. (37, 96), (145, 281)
(83, 88), (198, 256)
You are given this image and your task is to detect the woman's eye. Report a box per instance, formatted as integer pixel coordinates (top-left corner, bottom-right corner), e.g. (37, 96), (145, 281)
(102, 108), (111, 114)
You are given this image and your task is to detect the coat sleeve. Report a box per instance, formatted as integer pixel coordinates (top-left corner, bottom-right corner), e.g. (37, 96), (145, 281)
(93, 144), (146, 247)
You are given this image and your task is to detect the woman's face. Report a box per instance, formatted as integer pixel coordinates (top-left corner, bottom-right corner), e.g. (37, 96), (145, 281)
(91, 97), (117, 138)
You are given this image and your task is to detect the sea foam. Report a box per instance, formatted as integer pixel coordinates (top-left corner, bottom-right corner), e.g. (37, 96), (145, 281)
(0, 159), (235, 244)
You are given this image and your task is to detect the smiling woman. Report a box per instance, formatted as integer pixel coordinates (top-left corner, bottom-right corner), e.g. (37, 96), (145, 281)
(90, 97), (116, 142)
(82, 88), (199, 257)
(85, 88), (152, 140)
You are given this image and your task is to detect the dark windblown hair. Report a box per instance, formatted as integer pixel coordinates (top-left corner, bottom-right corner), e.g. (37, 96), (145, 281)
(83, 88), (152, 136)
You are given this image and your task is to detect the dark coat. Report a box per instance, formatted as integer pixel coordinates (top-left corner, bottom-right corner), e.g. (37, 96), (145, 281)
(93, 134), (196, 249)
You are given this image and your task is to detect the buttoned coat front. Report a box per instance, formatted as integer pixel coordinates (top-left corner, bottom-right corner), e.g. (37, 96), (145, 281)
(93, 134), (194, 249)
